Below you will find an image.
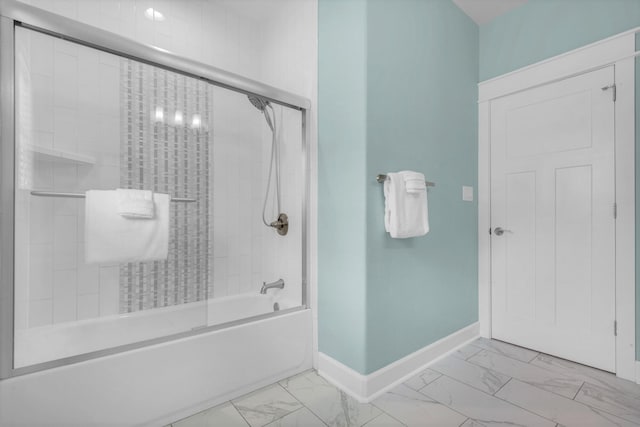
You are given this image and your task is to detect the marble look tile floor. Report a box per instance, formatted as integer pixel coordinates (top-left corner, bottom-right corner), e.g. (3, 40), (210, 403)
(169, 338), (640, 427)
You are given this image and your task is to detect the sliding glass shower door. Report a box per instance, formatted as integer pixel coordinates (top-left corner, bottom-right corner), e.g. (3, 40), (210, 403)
(13, 27), (212, 368)
(11, 25), (306, 371)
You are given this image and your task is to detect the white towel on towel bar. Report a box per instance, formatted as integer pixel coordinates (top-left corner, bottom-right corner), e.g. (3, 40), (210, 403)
(403, 171), (427, 193)
(384, 171), (429, 238)
(85, 190), (169, 264)
(116, 188), (155, 219)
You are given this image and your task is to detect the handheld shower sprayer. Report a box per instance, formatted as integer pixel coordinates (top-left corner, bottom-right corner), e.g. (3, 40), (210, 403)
(248, 95), (270, 112)
(248, 95), (288, 236)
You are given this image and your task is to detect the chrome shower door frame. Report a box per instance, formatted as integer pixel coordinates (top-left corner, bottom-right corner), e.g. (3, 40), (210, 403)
(0, 0), (311, 380)
(0, 14), (16, 380)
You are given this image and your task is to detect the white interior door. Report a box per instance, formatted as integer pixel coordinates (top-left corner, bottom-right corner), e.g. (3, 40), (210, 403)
(490, 66), (616, 372)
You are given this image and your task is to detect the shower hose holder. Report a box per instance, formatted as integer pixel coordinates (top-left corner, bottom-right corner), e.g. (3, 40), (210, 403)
(270, 213), (289, 236)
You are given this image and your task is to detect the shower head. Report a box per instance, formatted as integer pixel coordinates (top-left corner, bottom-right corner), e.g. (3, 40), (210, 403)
(248, 95), (270, 111)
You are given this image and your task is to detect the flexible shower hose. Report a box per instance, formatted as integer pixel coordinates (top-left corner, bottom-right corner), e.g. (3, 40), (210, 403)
(261, 103), (281, 227)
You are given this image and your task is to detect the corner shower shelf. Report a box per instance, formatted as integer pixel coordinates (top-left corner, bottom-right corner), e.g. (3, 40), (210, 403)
(28, 145), (96, 166)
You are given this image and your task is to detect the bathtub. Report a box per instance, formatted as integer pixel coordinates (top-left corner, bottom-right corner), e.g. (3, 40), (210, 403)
(14, 292), (298, 367)
(3, 294), (312, 426)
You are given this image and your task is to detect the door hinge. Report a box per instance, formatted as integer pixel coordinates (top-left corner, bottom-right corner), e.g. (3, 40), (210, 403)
(602, 84), (616, 102)
(614, 320), (617, 337)
(613, 203), (617, 219)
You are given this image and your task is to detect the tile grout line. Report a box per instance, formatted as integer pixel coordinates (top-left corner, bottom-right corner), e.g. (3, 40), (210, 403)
(473, 360), (640, 426)
(529, 356), (640, 400)
(493, 377), (640, 426)
(430, 359), (511, 396)
(471, 345), (537, 366)
(487, 338), (539, 356)
(421, 375), (558, 425)
(581, 378), (640, 402)
(262, 407), (306, 427)
(474, 341), (540, 365)
(368, 400), (409, 427)
(466, 348), (591, 398)
(529, 353), (603, 379)
(463, 345), (483, 360)
(278, 375), (330, 427)
(332, 388), (381, 427)
(527, 353), (541, 363)
(406, 373), (489, 425)
(259, 383), (307, 426)
(360, 411), (406, 427)
(572, 381), (585, 400)
(492, 376), (513, 396)
(466, 352), (613, 410)
(244, 382), (314, 426)
(572, 381), (640, 425)
(229, 398), (253, 427)
(416, 372), (443, 392)
(580, 401), (640, 426)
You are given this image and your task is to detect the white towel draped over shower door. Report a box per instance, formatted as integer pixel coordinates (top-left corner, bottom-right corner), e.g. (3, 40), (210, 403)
(384, 171), (429, 238)
(85, 189), (170, 264)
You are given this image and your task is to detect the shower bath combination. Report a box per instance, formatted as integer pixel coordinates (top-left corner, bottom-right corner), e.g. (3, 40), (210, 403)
(248, 95), (288, 236)
(0, 2), (312, 422)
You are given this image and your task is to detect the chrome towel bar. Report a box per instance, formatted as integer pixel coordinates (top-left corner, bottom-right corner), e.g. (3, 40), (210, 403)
(30, 190), (196, 203)
(376, 174), (435, 187)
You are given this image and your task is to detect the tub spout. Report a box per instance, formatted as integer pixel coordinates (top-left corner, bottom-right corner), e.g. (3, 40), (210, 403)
(260, 279), (284, 294)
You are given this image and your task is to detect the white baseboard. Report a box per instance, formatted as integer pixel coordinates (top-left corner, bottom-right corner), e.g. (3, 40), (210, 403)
(317, 322), (479, 403)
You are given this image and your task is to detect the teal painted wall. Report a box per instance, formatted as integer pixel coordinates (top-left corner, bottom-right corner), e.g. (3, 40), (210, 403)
(319, 0), (639, 375)
(319, 0), (479, 375)
(318, 0), (369, 373)
(480, 0), (640, 361)
(365, 0), (478, 373)
(480, 0), (640, 81)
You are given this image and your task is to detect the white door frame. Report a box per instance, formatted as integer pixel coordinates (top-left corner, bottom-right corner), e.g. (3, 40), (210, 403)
(478, 28), (637, 381)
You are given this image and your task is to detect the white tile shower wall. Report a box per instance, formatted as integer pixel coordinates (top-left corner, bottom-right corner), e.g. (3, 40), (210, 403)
(257, 0), (318, 314)
(209, 86), (305, 302)
(20, 0), (266, 82)
(258, 0), (318, 97)
(212, 86), (267, 298)
(256, 105), (303, 304)
(16, 0), (318, 317)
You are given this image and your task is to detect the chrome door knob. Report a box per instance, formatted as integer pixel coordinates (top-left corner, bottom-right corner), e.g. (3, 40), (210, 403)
(494, 227), (511, 236)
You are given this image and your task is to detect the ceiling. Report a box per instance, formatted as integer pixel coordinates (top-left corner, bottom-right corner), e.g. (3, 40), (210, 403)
(452, 0), (528, 25)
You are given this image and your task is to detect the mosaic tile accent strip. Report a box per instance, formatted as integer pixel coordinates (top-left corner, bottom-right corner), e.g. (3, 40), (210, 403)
(119, 59), (213, 313)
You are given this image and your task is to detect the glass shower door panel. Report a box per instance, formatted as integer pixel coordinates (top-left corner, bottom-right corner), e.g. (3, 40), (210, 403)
(13, 27), (211, 368)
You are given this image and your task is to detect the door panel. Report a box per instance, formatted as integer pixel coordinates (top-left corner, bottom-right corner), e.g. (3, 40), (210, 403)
(490, 66), (616, 372)
(505, 171), (536, 321)
(506, 90), (592, 158)
(555, 165), (592, 332)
